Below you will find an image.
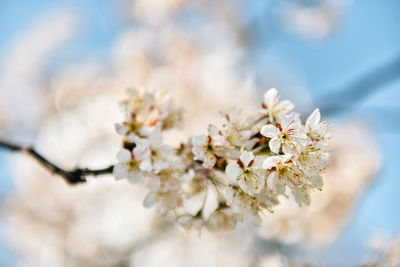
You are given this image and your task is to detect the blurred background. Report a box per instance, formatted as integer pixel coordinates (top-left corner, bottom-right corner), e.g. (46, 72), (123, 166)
(0, 0), (399, 266)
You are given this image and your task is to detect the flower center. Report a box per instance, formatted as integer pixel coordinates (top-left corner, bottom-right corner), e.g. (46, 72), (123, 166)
(128, 160), (138, 170)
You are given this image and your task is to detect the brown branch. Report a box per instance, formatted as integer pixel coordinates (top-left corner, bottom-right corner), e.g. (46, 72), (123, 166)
(0, 139), (114, 185)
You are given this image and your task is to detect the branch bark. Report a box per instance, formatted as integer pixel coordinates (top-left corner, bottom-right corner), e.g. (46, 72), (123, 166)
(317, 53), (400, 115)
(0, 140), (114, 184)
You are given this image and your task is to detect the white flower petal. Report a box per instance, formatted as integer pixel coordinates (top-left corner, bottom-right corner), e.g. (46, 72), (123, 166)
(275, 100), (294, 114)
(133, 144), (150, 160)
(116, 148), (131, 163)
(267, 172), (278, 191)
(139, 159), (152, 172)
(126, 133), (140, 143)
(254, 171), (266, 194)
(224, 187), (235, 203)
(177, 215), (194, 230)
(127, 172), (144, 184)
(276, 179), (286, 195)
(240, 130), (253, 139)
(239, 151), (255, 167)
(212, 135), (228, 147)
(182, 169), (195, 182)
(263, 88), (278, 108)
(260, 124), (280, 138)
(237, 171), (265, 195)
(291, 130), (307, 139)
(309, 175), (323, 189)
(202, 153), (217, 169)
(243, 138), (259, 151)
(159, 145), (174, 157)
(263, 156), (282, 169)
(225, 148), (241, 159)
(192, 218), (204, 229)
(138, 126), (156, 137)
(115, 123), (129, 135)
(143, 192), (157, 208)
(226, 162), (242, 181)
(253, 155), (267, 169)
(148, 130), (163, 146)
(113, 163), (128, 179)
(267, 172), (286, 195)
(306, 108), (321, 131)
(281, 154), (293, 162)
(192, 146), (205, 161)
(292, 187), (310, 206)
(282, 142), (299, 155)
(281, 113), (298, 130)
(191, 135), (208, 146)
(238, 177), (251, 194)
(269, 137), (281, 154)
(148, 177), (161, 191)
(153, 159), (169, 172)
(207, 124), (219, 137)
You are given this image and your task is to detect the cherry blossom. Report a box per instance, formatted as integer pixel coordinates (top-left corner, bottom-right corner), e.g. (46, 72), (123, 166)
(260, 88), (294, 122)
(226, 151), (265, 195)
(114, 88), (331, 231)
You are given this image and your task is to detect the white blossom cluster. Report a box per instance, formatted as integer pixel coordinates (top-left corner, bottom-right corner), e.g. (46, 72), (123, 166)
(114, 88), (330, 231)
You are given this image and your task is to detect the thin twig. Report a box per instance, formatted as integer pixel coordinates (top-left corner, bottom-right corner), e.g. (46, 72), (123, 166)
(0, 139), (113, 184)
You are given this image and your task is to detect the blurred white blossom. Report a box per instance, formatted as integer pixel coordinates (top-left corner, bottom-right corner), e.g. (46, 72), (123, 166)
(281, 0), (353, 39)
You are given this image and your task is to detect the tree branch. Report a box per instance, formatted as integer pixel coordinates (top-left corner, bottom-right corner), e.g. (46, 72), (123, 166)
(317, 53), (400, 115)
(0, 139), (114, 185)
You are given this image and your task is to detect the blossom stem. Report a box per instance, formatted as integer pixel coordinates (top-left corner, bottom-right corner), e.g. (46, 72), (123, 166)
(0, 139), (114, 184)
